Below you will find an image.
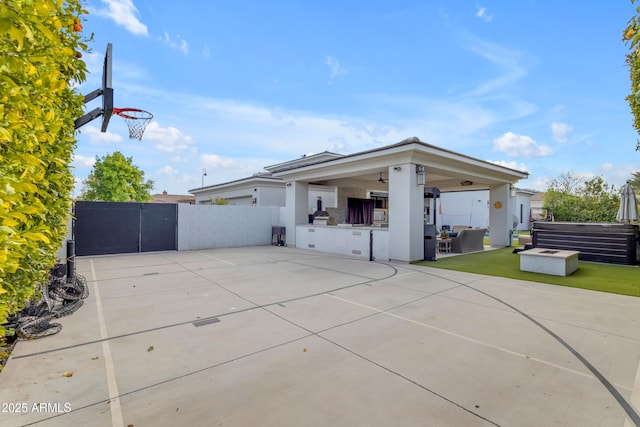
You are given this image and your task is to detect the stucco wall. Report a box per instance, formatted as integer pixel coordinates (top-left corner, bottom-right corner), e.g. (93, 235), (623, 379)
(259, 186), (286, 206)
(514, 194), (532, 231)
(178, 204), (280, 250)
(309, 186), (337, 210)
(439, 190), (490, 230)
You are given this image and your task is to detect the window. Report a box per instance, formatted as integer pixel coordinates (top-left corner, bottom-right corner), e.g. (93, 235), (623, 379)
(370, 195), (387, 209)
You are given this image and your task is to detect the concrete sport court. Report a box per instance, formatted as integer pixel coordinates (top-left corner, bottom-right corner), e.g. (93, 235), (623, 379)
(1, 246), (639, 427)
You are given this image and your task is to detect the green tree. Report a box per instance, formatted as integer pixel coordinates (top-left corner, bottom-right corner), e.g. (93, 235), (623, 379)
(628, 172), (640, 213)
(630, 171), (640, 192)
(0, 0), (89, 335)
(544, 172), (619, 222)
(624, 0), (640, 150)
(79, 151), (154, 201)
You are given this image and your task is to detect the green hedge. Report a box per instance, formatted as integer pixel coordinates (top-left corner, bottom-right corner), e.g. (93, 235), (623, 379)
(0, 0), (89, 335)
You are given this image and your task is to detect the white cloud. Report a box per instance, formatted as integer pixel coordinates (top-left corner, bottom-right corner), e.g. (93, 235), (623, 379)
(71, 176), (85, 197)
(72, 154), (96, 168)
(80, 126), (124, 145)
(551, 122), (572, 143)
(200, 154), (238, 170)
(488, 159), (528, 172)
(180, 39), (189, 56)
(97, 0), (148, 36)
(170, 155), (190, 163)
(156, 165), (192, 184)
(475, 5), (493, 22)
(326, 56), (347, 83)
(530, 176), (550, 191)
(599, 162), (638, 188)
(143, 122), (193, 152)
(493, 132), (553, 158)
(160, 32), (189, 56)
(203, 45), (211, 59)
(464, 39), (527, 97)
(198, 154), (272, 184)
(191, 97), (408, 155)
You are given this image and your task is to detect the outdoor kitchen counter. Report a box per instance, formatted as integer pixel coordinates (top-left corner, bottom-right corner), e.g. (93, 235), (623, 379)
(296, 224), (389, 261)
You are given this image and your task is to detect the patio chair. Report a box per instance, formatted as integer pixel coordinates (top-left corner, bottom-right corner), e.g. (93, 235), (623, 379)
(450, 228), (486, 253)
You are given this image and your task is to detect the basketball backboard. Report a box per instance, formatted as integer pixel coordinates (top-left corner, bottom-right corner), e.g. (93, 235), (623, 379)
(74, 43), (151, 139)
(101, 43), (113, 132)
(74, 43), (114, 131)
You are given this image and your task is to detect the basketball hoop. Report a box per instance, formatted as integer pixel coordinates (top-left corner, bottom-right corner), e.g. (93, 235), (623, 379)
(112, 108), (153, 141)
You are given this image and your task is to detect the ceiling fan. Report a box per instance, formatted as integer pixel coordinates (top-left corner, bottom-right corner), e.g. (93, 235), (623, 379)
(378, 172), (386, 183)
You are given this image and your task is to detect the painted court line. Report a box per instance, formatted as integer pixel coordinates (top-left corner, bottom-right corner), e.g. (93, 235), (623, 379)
(325, 293), (633, 392)
(91, 259), (124, 427)
(625, 360), (640, 427)
(198, 252), (236, 266)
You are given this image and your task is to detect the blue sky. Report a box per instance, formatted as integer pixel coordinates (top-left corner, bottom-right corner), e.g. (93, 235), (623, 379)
(72, 0), (640, 195)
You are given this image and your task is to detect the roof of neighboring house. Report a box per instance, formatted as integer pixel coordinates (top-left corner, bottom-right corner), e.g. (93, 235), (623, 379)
(150, 191), (195, 204)
(188, 174), (284, 194)
(530, 191), (545, 202)
(264, 151), (344, 173)
(516, 188), (538, 196)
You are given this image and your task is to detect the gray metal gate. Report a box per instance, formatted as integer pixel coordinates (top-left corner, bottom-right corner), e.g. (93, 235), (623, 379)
(74, 201), (177, 256)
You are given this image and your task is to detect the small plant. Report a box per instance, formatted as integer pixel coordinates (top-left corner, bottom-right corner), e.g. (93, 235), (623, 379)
(209, 197), (229, 205)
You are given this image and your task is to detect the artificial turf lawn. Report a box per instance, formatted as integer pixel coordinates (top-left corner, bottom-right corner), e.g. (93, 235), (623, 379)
(414, 247), (640, 297)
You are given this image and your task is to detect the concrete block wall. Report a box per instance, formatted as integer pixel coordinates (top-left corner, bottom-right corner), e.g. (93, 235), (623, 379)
(178, 204), (280, 250)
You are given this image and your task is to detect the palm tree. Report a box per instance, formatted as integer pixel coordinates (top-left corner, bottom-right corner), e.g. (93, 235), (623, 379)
(630, 172), (640, 191)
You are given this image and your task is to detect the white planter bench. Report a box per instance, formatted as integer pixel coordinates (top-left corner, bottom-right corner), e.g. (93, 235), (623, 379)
(518, 235), (532, 245)
(519, 248), (580, 276)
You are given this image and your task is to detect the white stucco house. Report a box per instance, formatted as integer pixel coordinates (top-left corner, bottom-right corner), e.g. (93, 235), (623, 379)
(438, 188), (537, 232)
(190, 173), (287, 206)
(190, 153), (339, 211)
(529, 191), (548, 221)
(190, 137), (529, 262)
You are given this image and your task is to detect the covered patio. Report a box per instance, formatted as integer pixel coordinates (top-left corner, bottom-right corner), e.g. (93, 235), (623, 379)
(271, 137), (529, 262)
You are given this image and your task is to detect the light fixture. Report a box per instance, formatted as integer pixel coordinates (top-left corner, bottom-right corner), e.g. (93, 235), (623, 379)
(286, 182), (292, 187)
(378, 172), (386, 183)
(201, 168), (207, 187)
(460, 180), (473, 186)
(510, 184), (517, 197)
(393, 166), (402, 171)
(416, 165), (425, 185)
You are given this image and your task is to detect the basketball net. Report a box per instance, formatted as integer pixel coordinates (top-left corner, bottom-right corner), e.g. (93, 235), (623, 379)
(112, 108), (153, 141)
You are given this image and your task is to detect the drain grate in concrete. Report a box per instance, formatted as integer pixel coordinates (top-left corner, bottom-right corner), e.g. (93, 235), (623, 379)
(192, 317), (221, 327)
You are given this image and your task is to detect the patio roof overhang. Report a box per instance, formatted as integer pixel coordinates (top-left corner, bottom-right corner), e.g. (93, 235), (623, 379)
(271, 137), (529, 192)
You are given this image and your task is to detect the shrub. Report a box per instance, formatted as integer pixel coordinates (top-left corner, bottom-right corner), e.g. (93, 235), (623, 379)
(0, 0), (89, 335)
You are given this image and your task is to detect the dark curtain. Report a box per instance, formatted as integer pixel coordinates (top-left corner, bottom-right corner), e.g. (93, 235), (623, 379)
(347, 198), (361, 224)
(346, 198), (374, 225)
(363, 199), (374, 225)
